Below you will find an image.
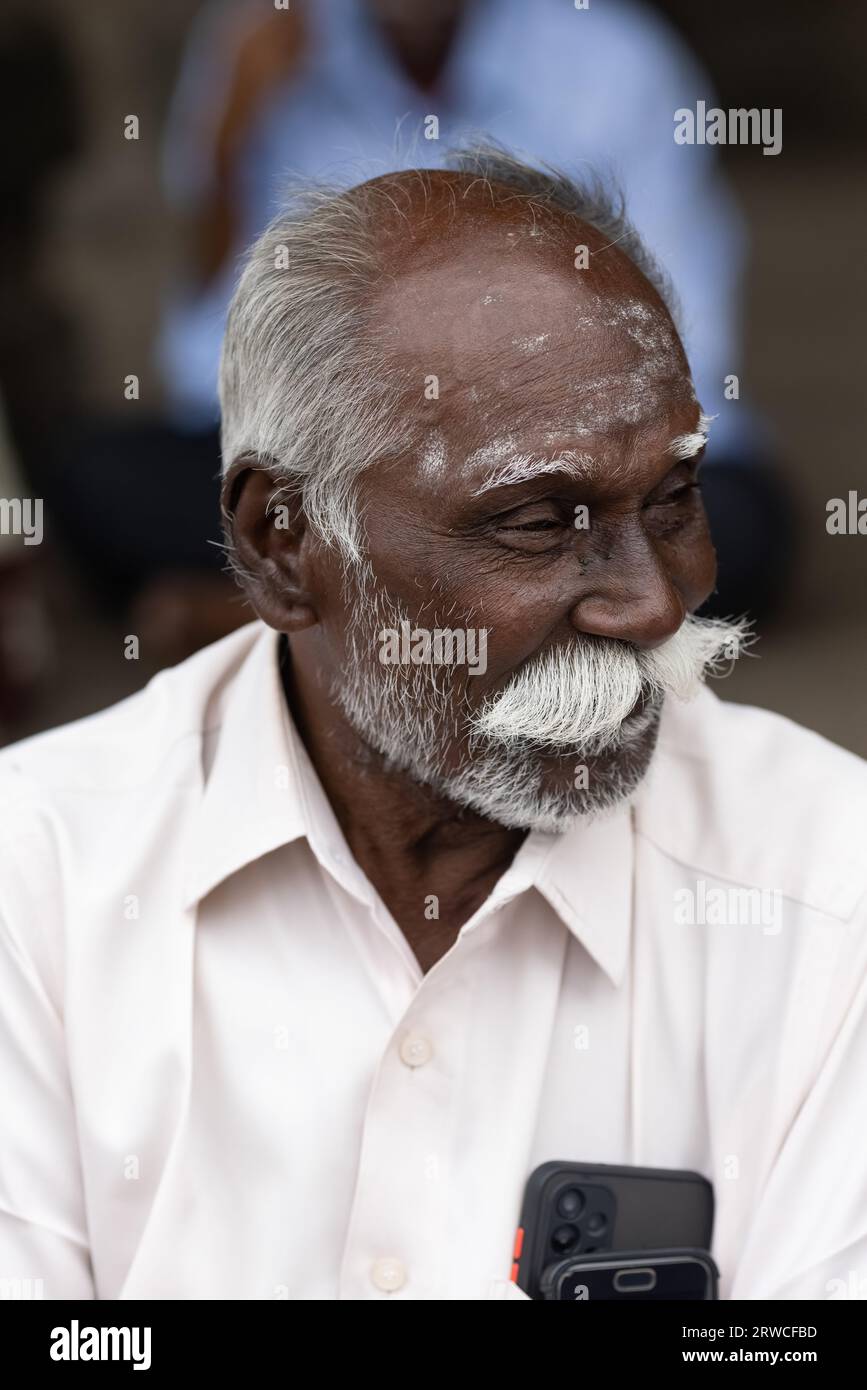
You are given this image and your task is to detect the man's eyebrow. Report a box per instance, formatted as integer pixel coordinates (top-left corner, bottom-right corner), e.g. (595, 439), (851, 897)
(469, 449), (594, 497)
(668, 410), (716, 461)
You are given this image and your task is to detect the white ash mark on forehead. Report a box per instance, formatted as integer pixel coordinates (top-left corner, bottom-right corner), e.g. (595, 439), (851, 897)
(481, 293), (501, 305)
(512, 333), (550, 355)
(574, 378), (672, 432)
(601, 298), (657, 325)
(626, 325), (676, 357)
(570, 294), (677, 349)
(538, 363), (696, 438)
(418, 428), (447, 478)
(555, 295), (685, 434)
(461, 435), (518, 479)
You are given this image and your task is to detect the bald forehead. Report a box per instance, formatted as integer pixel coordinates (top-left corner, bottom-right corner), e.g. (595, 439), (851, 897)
(377, 245), (675, 376)
(367, 171), (679, 359)
(378, 232), (685, 422)
(369, 170), (654, 299)
(359, 170), (693, 454)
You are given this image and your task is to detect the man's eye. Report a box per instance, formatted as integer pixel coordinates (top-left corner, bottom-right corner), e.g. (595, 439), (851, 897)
(500, 518), (563, 532)
(647, 482), (702, 508)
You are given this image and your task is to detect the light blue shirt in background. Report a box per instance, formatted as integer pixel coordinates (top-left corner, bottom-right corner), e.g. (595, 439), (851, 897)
(160, 0), (753, 458)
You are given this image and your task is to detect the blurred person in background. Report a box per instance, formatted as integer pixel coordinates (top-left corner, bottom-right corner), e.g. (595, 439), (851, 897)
(163, 0), (745, 456)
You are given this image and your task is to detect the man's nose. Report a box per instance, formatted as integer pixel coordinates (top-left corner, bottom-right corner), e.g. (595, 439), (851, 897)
(567, 539), (686, 650)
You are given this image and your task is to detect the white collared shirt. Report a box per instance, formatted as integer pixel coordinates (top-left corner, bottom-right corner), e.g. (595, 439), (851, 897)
(1, 621), (866, 1301)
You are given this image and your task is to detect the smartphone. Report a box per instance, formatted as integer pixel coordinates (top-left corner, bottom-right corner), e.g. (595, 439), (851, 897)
(514, 1161), (714, 1298)
(540, 1247), (719, 1301)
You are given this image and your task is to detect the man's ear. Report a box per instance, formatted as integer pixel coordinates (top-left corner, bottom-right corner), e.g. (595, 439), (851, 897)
(221, 459), (319, 632)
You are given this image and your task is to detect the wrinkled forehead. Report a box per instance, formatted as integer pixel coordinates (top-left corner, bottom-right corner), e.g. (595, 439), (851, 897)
(374, 225), (693, 445)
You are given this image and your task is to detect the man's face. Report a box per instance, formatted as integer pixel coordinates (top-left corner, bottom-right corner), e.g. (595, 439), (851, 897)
(302, 206), (724, 830)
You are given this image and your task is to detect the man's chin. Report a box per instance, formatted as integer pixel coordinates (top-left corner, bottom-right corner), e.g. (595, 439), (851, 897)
(517, 708), (662, 830)
(443, 708), (662, 834)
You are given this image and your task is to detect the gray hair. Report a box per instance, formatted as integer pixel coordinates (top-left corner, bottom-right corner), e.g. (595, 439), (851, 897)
(218, 143), (674, 566)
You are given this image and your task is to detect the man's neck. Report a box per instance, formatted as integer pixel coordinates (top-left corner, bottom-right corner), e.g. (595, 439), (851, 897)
(279, 634), (526, 972)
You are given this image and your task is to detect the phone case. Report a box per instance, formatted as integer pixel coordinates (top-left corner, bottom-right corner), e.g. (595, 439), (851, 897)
(543, 1246), (720, 1301)
(514, 1161), (714, 1298)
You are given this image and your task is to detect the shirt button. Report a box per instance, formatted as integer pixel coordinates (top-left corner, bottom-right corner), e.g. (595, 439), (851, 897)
(400, 1034), (433, 1068)
(371, 1257), (406, 1292)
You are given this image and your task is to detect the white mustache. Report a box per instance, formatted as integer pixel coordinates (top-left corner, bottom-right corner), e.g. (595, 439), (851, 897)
(472, 615), (751, 748)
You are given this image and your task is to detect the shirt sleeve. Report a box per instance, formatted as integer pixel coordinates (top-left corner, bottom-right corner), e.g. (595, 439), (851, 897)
(0, 773), (95, 1299)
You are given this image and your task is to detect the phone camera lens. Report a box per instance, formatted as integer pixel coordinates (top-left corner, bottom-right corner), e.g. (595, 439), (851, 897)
(556, 1188), (584, 1219)
(551, 1224), (579, 1254)
(585, 1212), (607, 1237)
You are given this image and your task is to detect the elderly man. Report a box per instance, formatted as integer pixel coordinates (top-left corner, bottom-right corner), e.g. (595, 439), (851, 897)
(0, 150), (865, 1303)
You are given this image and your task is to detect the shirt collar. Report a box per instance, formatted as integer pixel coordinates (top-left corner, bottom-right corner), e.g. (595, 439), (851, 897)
(183, 623), (634, 988)
(533, 808), (634, 988)
(182, 624), (307, 909)
(456, 802), (633, 989)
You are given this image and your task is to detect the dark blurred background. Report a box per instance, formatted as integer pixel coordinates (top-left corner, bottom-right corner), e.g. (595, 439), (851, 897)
(1, 0), (865, 752)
